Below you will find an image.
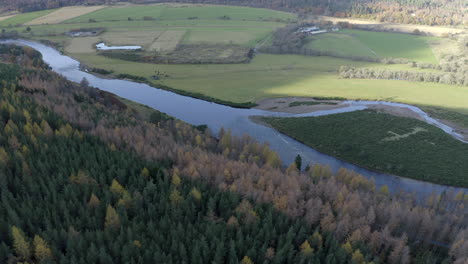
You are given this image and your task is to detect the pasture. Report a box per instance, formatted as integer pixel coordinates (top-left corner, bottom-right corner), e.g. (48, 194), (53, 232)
(307, 29), (437, 63)
(64, 4), (296, 23)
(0, 9), (55, 27)
(72, 53), (468, 115)
(307, 33), (378, 58)
(25, 6), (106, 25)
(263, 110), (468, 187)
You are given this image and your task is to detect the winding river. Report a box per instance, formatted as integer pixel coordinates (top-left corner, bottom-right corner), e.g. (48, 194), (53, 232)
(3, 39), (466, 198)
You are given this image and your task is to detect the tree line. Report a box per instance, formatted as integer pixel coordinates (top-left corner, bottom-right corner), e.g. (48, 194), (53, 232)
(1, 43), (468, 263)
(339, 66), (468, 86)
(1, 0), (465, 26)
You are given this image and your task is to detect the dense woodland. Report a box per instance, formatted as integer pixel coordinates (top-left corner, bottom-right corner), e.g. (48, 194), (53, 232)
(0, 0), (466, 26)
(1, 44), (468, 263)
(0, 44), (376, 264)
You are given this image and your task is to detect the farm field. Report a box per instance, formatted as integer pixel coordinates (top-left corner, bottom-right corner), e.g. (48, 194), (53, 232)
(307, 29), (438, 63)
(24, 6), (106, 25)
(263, 110), (468, 187)
(0, 9), (55, 27)
(307, 33), (379, 58)
(64, 4), (296, 23)
(72, 52), (468, 115)
(3, 3), (467, 122)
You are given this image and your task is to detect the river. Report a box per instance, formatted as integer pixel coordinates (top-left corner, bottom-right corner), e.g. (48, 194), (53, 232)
(2, 39), (466, 198)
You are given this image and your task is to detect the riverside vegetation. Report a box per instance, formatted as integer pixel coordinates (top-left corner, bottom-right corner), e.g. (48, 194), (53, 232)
(1, 43), (468, 263)
(264, 110), (468, 187)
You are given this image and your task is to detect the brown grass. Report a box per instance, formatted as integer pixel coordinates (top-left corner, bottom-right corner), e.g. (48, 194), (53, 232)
(25, 6), (106, 25)
(101, 30), (164, 48)
(65, 37), (101, 54)
(0, 14), (16, 22)
(149, 30), (186, 52)
(315, 16), (466, 36)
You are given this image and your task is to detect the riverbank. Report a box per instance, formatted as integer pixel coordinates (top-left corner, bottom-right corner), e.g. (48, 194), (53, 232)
(255, 97), (468, 142)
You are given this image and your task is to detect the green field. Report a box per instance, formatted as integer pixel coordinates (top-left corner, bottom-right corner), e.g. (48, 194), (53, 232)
(4, 3), (467, 120)
(0, 9), (55, 27)
(263, 110), (468, 187)
(307, 33), (379, 58)
(72, 52), (468, 115)
(65, 4), (296, 23)
(307, 29), (437, 63)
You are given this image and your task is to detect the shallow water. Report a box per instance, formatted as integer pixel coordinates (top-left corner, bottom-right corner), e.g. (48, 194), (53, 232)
(3, 39), (466, 198)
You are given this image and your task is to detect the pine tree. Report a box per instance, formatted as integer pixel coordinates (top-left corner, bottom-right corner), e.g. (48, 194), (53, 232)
(295, 154), (302, 170)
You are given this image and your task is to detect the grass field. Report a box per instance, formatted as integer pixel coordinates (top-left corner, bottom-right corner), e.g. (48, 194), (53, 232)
(65, 4), (296, 23)
(72, 52), (468, 115)
(307, 33), (379, 58)
(263, 110), (468, 187)
(307, 30), (437, 63)
(25, 6), (106, 25)
(0, 9), (55, 27)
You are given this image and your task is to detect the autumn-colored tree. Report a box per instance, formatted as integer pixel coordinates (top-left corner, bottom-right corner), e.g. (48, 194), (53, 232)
(87, 193), (100, 208)
(110, 179), (126, 195)
(300, 240), (313, 256)
(310, 231), (323, 249)
(0, 147), (9, 164)
(351, 249), (365, 264)
(190, 187), (202, 201)
(104, 205), (120, 230)
(171, 170), (181, 186)
(117, 192), (133, 209)
(169, 189), (183, 204)
(11, 226), (31, 260)
(379, 185), (390, 196)
(226, 216), (239, 228)
(141, 167), (150, 179)
(33, 235), (53, 262)
(240, 256), (254, 264)
(265, 247), (275, 260)
(342, 242), (353, 254)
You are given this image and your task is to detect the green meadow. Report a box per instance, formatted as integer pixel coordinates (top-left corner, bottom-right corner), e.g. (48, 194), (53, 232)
(0, 9), (55, 27)
(307, 29), (438, 63)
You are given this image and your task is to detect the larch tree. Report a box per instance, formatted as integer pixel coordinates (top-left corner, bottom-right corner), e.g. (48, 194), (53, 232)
(104, 205), (120, 230)
(33, 235), (53, 262)
(11, 226), (30, 260)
